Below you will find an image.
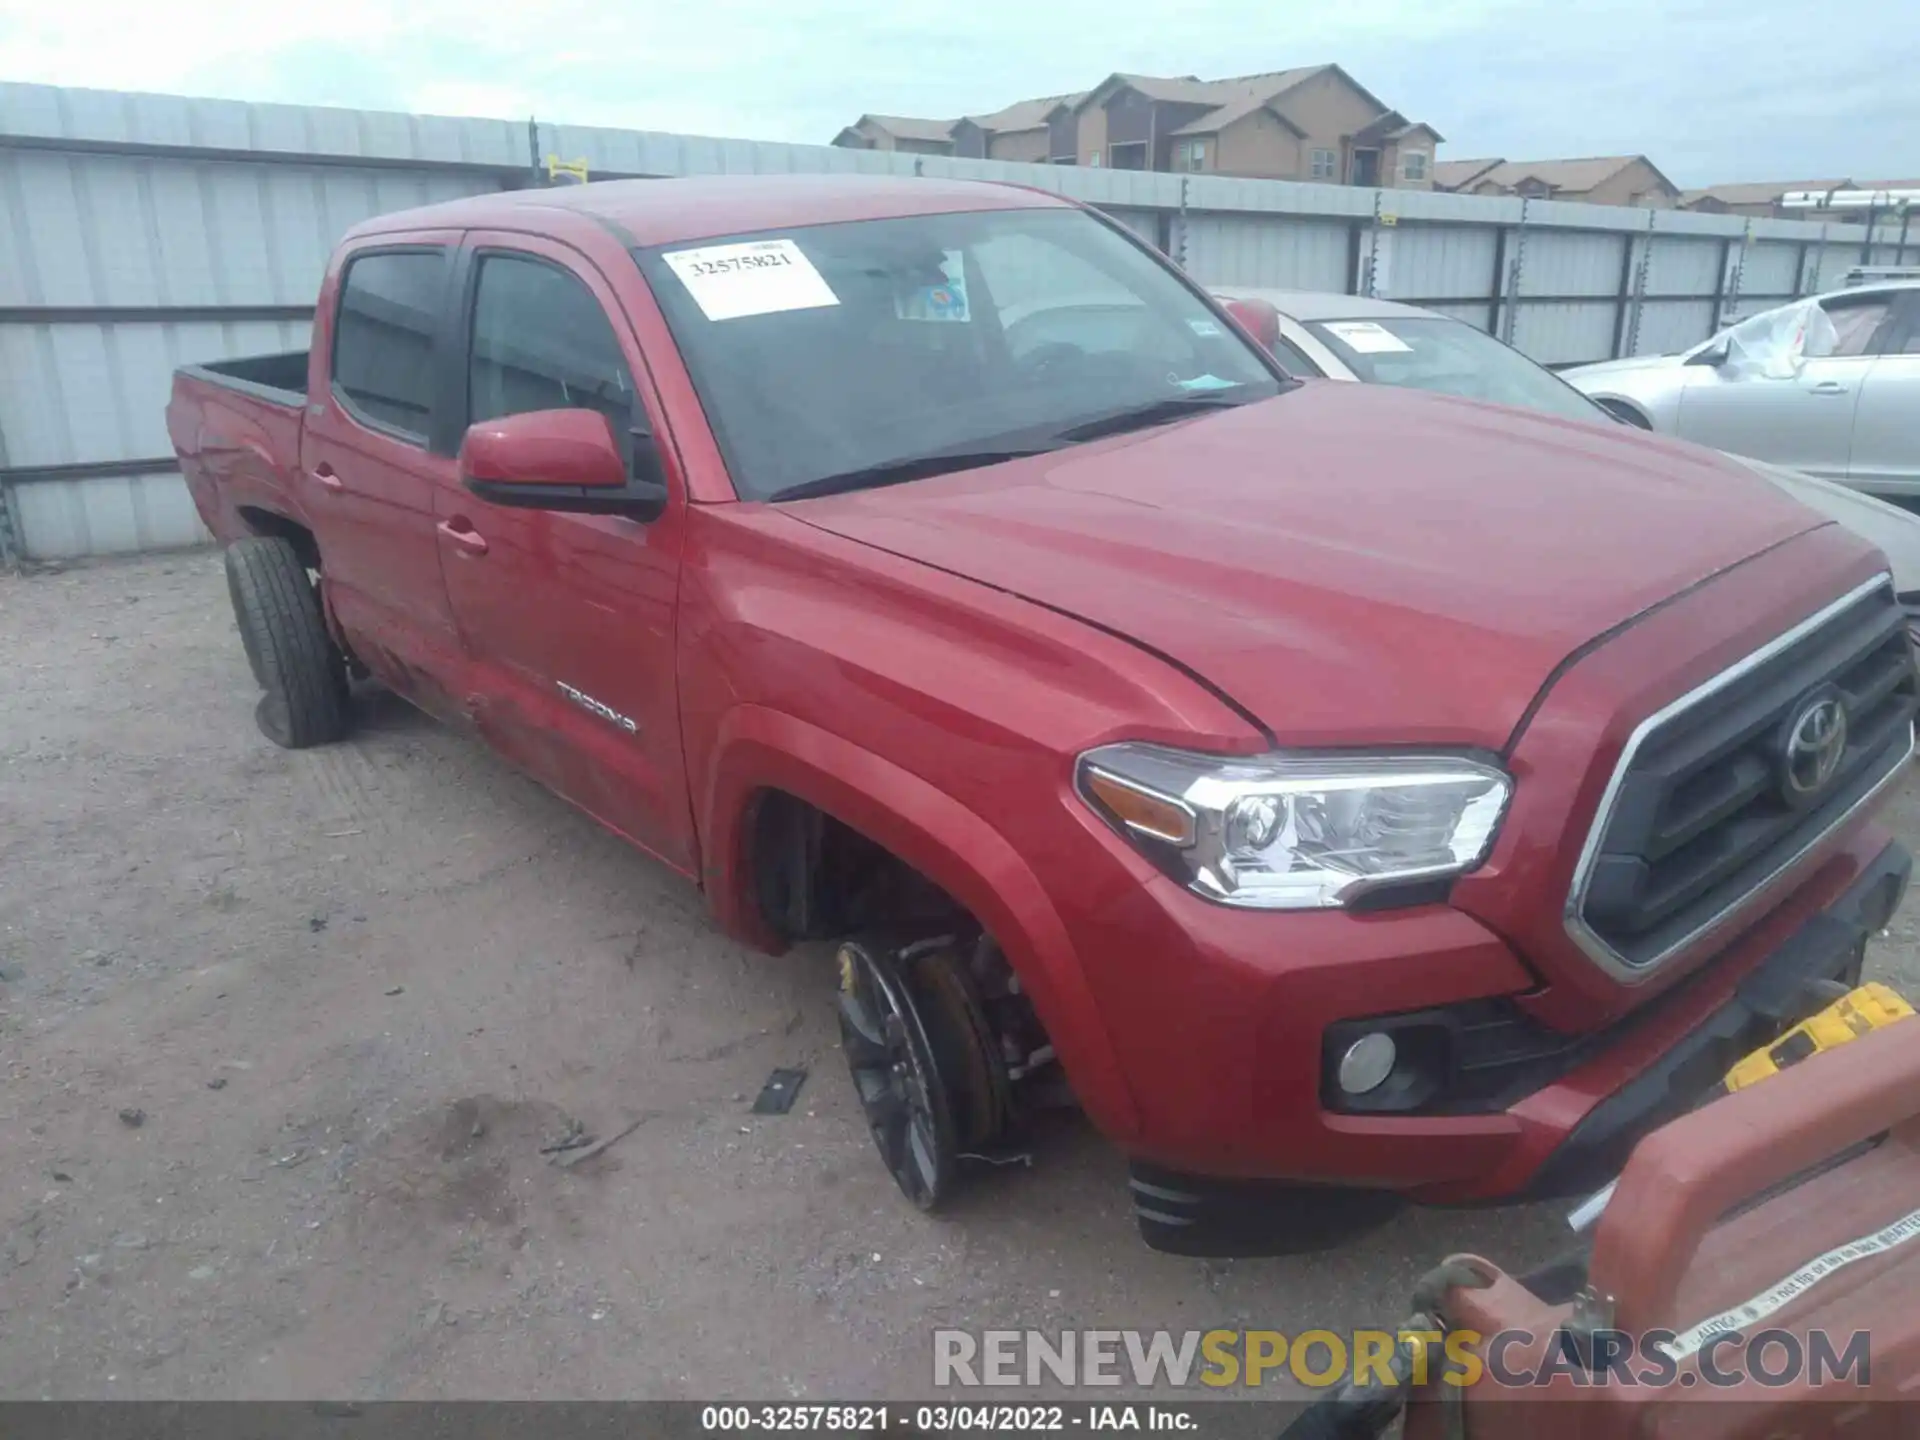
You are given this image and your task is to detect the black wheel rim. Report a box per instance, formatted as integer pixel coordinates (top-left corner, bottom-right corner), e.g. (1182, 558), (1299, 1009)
(836, 942), (956, 1209)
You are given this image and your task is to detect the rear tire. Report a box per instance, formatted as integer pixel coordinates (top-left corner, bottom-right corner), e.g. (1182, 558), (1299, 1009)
(223, 536), (349, 749)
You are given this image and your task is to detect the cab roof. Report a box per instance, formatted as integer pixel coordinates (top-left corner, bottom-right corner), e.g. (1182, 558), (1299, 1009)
(345, 173), (1070, 250)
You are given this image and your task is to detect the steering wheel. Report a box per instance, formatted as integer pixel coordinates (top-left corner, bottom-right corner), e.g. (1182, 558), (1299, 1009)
(1016, 342), (1089, 381)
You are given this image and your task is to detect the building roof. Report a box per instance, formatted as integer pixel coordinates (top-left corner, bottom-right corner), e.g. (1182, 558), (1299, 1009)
(857, 113), (960, 143)
(964, 92), (1087, 134)
(1080, 72), (1213, 108)
(1163, 67), (1328, 136)
(349, 174), (1066, 251)
(1349, 110), (1441, 146)
(1078, 65), (1339, 116)
(1449, 155), (1678, 197)
(1433, 158), (1504, 189)
(1680, 178), (1850, 207)
(1076, 63), (1438, 143)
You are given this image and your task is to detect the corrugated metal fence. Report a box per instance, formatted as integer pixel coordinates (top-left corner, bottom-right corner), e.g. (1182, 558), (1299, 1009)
(3, 81), (1915, 561)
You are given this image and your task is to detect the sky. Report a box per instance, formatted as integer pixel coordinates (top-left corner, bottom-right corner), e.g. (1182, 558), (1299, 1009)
(1, 0), (1915, 187)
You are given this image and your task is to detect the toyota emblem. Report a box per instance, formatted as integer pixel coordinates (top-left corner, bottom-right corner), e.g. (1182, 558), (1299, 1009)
(1781, 694), (1849, 803)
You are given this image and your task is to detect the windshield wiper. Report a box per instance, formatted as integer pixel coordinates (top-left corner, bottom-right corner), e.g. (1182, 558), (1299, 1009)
(1051, 392), (1259, 444)
(769, 446), (1057, 503)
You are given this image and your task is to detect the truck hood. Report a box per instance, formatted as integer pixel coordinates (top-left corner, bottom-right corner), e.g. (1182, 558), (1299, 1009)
(789, 384), (1827, 748)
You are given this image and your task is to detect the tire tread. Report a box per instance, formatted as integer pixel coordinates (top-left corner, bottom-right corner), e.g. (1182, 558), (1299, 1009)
(224, 537), (348, 748)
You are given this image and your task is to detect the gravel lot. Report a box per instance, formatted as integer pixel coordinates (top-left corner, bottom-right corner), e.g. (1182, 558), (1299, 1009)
(3, 551), (1917, 1401)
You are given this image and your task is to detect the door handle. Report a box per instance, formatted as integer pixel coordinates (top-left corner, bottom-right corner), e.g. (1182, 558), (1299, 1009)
(437, 518), (489, 556)
(310, 463), (344, 491)
(1808, 381), (1850, 396)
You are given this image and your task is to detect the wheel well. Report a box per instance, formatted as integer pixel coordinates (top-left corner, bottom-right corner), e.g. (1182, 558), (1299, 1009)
(745, 789), (964, 943)
(237, 506), (321, 571)
(1595, 397), (1653, 430)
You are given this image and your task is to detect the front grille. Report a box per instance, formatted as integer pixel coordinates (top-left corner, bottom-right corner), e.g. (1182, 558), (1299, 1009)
(1569, 578), (1917, 975)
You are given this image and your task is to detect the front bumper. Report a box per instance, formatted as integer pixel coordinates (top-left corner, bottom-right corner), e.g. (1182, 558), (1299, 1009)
(1522, 836), (1910, 1199)
(1099, 820), (1905, 1189)
(1123, 835), (1908, 1254)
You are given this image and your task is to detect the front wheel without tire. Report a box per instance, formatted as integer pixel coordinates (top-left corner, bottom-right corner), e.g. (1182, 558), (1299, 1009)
(223, 537), (349, 749)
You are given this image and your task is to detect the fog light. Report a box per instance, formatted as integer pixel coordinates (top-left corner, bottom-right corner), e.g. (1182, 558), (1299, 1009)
(1337, 1033), (1397, 1095)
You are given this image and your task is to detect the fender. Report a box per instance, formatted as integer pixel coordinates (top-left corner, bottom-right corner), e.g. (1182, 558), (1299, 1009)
(182, 404), (315, 545)
(699, 703), (1143, 1142)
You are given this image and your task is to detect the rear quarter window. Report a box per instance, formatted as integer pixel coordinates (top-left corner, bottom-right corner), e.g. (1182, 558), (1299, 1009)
(331, 250), (449, 440)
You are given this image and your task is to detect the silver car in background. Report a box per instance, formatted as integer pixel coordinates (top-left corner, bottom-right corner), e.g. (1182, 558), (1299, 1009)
(1561, 282), (1920, 495)
(1210, 287), (1920, 640)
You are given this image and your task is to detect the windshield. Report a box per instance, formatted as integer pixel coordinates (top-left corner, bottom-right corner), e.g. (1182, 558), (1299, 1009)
(1306, 315), (1607, 423)
(634, 207), (1284, 501)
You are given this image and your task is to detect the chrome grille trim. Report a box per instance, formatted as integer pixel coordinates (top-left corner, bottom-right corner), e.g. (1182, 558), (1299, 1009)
(1563, 573), (1910, 983)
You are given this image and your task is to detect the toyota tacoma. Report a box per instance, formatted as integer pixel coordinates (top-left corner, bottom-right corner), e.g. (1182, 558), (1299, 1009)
(166, 175), (1918, 1253)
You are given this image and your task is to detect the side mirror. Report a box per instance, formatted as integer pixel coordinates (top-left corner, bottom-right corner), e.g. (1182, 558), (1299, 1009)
(1687, 339), (1731, 368)
(1218, 296), (1281, 350)
(459, 408), (669, 522)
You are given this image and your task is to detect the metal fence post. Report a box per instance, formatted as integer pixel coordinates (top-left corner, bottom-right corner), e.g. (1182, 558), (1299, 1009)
(0, 410), (19, 567)
(1498, 198), (1530, 345)
(1714, 222), (1751, 332)
(1806, 224), (1829, 294)
(1360, 189), (1396, 299)
(0, 480), (21, 569)
(1174, 176), (1190, 270)
(1486, 226), (1509, 334)
(1609, 230), (1636, 357)
(1623, 210), (1657, 356)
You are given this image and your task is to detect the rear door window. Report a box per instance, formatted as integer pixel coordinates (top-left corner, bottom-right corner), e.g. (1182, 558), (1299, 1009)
(331, 250), (449, 441)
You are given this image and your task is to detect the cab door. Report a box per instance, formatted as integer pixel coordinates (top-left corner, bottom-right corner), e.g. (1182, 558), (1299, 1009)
(299, 235), (470, 717)
(433, 233), (696, 876)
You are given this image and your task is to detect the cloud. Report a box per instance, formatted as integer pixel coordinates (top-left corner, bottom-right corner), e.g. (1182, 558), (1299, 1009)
(1, 0), (1914, 183)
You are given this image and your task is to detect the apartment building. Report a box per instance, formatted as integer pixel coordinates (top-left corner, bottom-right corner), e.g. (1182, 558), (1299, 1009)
(832, 64), (1442, 187)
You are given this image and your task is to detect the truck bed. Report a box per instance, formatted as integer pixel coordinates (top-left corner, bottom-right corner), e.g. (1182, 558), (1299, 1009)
(167, 351), (312, 547)
(179, 349), (310, 407)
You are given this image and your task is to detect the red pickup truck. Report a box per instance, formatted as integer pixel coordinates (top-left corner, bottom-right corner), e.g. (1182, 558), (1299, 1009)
(167, 174), (1918, 1255)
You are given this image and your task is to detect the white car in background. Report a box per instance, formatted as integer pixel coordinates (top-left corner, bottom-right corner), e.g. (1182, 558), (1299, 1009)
(1560, 282), (1920, 494)
(1212, 286), (1920, 639)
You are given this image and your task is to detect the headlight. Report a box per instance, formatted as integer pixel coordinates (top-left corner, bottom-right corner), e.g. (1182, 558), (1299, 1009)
(1076, 742), (1511, 910)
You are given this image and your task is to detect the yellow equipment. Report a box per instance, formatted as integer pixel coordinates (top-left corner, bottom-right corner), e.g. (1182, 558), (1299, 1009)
(1720, 980), (1913, 1094)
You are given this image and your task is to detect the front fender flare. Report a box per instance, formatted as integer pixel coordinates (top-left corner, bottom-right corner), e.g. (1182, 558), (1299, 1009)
(699, 704), (1142, 1142)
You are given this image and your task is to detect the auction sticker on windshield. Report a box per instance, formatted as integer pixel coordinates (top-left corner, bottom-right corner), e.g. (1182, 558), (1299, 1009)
(662, 239), (840, 321)
(1324, 320), (1413, 354)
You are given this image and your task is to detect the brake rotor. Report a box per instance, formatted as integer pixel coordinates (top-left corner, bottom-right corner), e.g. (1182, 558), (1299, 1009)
(908, 936), (1012, 1151)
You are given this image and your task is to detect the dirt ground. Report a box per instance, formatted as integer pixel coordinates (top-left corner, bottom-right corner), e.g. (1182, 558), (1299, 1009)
(3, 551), (1918, 1402)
